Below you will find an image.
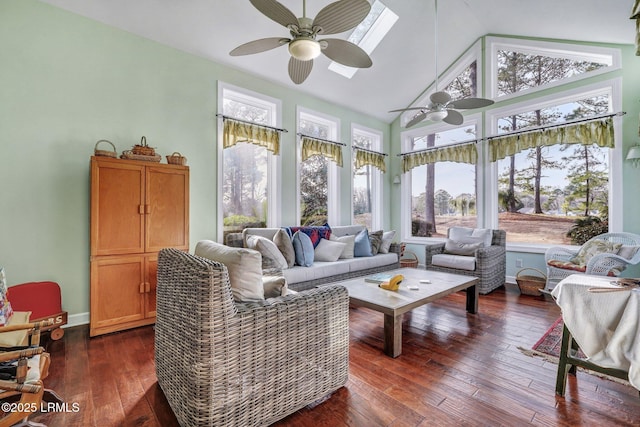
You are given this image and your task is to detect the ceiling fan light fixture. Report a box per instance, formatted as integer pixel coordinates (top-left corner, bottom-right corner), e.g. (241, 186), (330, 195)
(426, 110), (448, 121)
(288, 38), (321, 61)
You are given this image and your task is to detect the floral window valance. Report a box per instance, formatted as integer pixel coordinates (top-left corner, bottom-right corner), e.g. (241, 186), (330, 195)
(354, 147), (386, 173)
(402, 142), (477, 173)
(223, 117), (280, 155)
(301, 136), (343, 167)
(488, 116), (614, 162)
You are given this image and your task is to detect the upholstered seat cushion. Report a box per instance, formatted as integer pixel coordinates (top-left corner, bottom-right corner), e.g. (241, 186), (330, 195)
(431, 254), (476, 271)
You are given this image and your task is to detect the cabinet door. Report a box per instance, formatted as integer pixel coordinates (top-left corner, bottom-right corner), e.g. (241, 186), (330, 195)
(145, 166), (189, 252)
(91, 158), (145, 256)
(144, 254), (157, 318)
(90, 256), (146, 336)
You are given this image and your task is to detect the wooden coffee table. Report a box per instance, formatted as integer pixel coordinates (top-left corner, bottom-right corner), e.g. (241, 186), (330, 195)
(335, 268), (478, 357)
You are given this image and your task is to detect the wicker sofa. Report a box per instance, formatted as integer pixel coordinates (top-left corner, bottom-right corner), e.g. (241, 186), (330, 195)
(424, 228), (507, 295)
(155, 248), (350, 427)
(226, 225), (401, 291)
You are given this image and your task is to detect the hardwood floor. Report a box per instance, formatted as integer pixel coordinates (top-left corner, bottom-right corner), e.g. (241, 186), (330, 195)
(31, 283), (640, 426)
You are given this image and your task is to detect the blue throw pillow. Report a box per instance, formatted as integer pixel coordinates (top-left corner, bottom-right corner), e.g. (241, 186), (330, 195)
(354, 229), (373, 257)
(292, 230), (314, 267)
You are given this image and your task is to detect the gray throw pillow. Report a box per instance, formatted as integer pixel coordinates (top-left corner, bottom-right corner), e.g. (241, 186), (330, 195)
(444, 239), (483, 256)
(273, 228), (295, 268)
(369, 230), (384, 255)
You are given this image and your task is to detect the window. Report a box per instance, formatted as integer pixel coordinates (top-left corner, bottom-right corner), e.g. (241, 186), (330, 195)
(488, 37), (620, 101)
(297, 108), (340, 226)
(352, 125), (383, 230)
(218, 82), (281, 241)
(493, 90), (613, 245)
(328, 1), (398, 78)
(401, 119), (479, 240)
(402, 41), (482, 127)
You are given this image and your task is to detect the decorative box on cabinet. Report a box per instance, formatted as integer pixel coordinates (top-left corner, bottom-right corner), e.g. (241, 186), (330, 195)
(90, 156), (188, 337)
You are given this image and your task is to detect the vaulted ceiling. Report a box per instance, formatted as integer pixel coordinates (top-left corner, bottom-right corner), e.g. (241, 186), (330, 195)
(39, 0), (636, 123)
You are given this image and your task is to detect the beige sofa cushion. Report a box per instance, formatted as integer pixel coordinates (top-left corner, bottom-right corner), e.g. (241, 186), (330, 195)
(195, 240), (264, 302)
(246, 235), (288, 270)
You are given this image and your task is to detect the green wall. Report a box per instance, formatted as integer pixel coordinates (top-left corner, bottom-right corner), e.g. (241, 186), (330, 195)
(0, 0), (391, 318)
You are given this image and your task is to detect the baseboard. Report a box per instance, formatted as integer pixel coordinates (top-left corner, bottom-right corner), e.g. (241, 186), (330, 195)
(64, 312), (89, 328)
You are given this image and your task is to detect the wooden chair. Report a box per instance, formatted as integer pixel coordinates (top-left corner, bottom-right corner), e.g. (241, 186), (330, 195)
(556, 323), (631, 396)
(0, 315), (54, 427)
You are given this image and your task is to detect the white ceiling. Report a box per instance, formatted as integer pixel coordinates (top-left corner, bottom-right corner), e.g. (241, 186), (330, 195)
(39, 0), (636, 123)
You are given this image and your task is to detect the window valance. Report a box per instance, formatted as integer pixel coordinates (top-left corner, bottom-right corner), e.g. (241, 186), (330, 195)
(488, 116), (614, 162)
(222, 117), (281, 155)
(354, 147), (386, 173)
(401, 142), (477, 173)
(301, 136), (343, 167)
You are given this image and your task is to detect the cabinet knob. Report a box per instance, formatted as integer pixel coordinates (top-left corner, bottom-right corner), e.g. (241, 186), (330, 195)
(145, 204), (151, 214)
(145, 282), (150, 293)
(139, 283), (145, 294)
(138, 205), (144, 215)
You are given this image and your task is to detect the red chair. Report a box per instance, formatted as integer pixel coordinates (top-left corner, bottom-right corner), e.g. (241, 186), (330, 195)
(7, 281), (67, 340)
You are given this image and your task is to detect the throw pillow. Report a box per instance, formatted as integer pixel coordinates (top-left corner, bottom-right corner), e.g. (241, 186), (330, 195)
(246, 235), (288, 270)
(263, 275), (289, 298)
(292, 231), (314, 267)
(617, 245), (640, 260)
(273, 228), (295, 268)
(378, 230), (396, 254)
(285, 224), (332, 248)
(369, 230), (384, 255)
(448, 227), (492, 247)
(314, 238), (347, 262)
(354, 229), (373, 257)
(330, 234), (356, 259)
(444, 239), (483, 256)
(194, 240), (264, 302)
(571, 240), (623, 267)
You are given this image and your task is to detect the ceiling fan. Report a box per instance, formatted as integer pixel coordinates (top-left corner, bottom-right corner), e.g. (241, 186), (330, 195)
(389, 0), (494, 128)
(230, 0), (373, 84)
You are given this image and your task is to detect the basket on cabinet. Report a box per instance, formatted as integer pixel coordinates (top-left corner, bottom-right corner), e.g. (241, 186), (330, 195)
(94, 140), (117, 158)
(166, 152), (187, 165)
(132, 136), (156, 156)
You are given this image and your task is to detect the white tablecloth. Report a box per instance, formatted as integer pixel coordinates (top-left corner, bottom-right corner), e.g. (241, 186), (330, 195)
(551, 274), (640, 390)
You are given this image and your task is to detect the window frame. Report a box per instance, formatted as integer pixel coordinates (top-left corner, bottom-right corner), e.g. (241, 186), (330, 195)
(400, 113), (483, 243)
(296, 106), (341, 226)
(485, 77), (623, 253)
(217, 81), (282, 242)
(351, 123), (383, 230)
(486, 36), (622, 103)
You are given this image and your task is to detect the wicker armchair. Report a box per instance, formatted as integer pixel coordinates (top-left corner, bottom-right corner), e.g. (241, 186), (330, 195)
(544, 232), (640, 291)
(155, 248), (350, 427)
(425, 229), (507, 294)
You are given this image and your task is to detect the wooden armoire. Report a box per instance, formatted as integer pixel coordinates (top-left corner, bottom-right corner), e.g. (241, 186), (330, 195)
(89, 156), (189, 337)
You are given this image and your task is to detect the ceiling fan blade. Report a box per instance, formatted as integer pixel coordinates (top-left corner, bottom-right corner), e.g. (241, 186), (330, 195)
(313, 0), (371, 35)
(430, 91), (451, 105)
(406, 111), (428, 128)
(321, 39), (372, 68)
(448, 97), (495, 110)
(230, 37), (289, 56)
(249, 0), (298, 28)
(389, 107), (427, 113)
(288, 57), (313, 84)
(443, 109), (464, 126)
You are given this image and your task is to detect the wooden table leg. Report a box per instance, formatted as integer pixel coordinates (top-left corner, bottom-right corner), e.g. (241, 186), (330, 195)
(466, 284), (478, 314)
(384, 313), (402, 358)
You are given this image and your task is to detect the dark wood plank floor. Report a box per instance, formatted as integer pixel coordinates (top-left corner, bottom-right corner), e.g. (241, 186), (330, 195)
(31, 283), (640, 426)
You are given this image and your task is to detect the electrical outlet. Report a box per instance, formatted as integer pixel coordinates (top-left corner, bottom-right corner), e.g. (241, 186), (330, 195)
(516, 259), (523, 268)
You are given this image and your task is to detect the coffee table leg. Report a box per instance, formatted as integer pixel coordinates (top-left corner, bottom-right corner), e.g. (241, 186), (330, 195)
(384, 313), (402, 358)
(466, 284), (478, 314)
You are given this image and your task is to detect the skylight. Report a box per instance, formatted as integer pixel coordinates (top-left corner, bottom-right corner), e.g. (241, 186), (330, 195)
(328, 1), (398, 79)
